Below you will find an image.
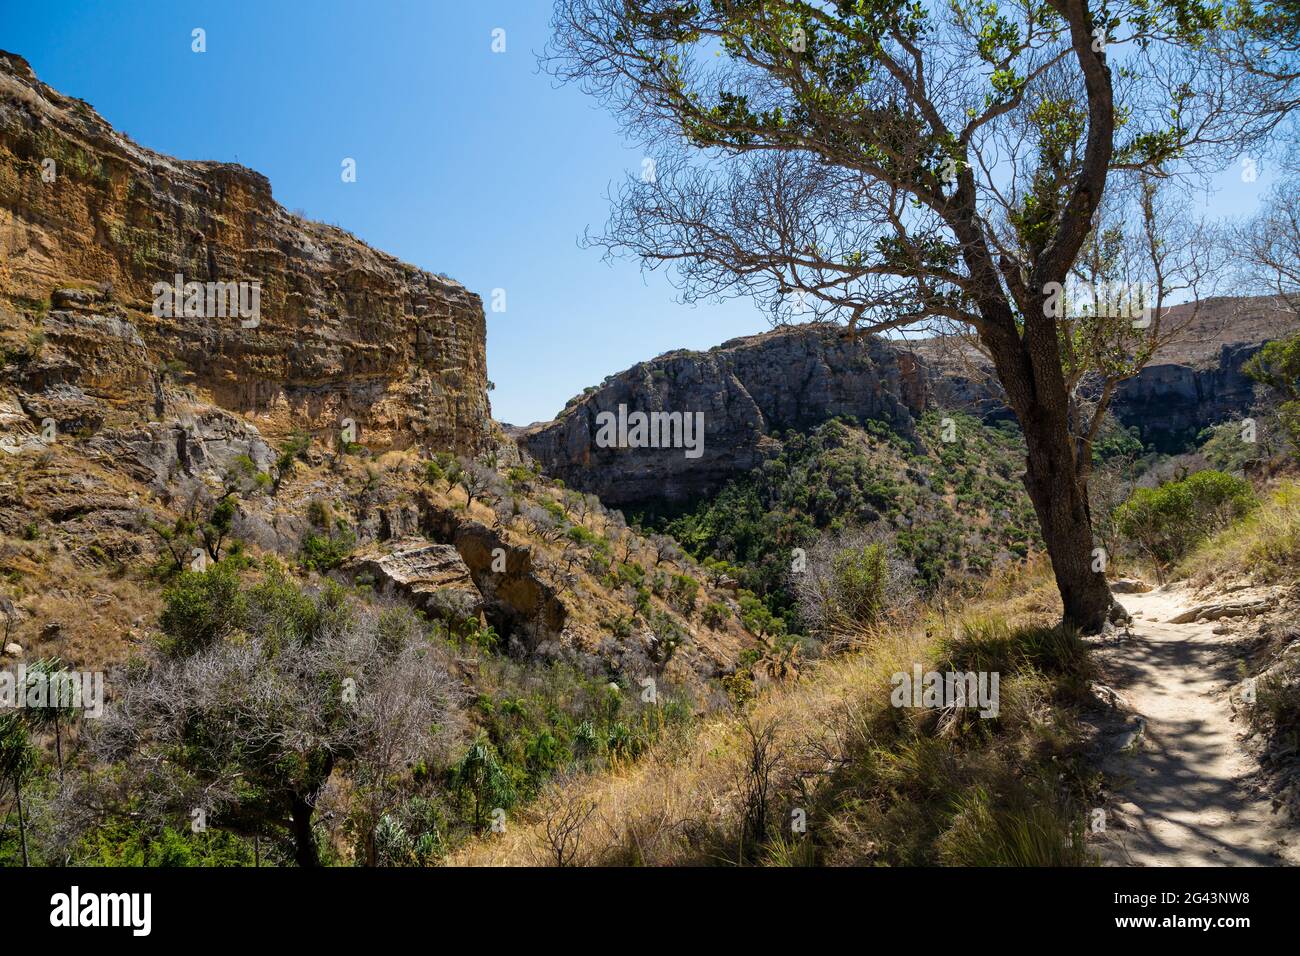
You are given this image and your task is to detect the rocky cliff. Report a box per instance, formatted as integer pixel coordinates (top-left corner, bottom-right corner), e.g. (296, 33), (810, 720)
(0, 54), (753, 688)
(520, 297), (1295, 508)
(518, 327), (928, 506)
(923, 296), (1297, 450)
(0, 50), (490, 453)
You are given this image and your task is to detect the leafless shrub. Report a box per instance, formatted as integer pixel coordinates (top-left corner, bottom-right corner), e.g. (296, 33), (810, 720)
(735, 713), (783, 862)
(531, 777), (598, 867)
(794, 527), (917, 646)
(77, 598), (463, 866)
(648, 533), (682, 567)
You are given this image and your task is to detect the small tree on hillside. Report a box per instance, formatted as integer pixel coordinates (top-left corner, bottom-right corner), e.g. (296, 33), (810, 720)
(0, 712), (36, 866)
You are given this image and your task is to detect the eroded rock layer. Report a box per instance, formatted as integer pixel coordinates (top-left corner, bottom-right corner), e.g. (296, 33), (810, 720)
(0, 50), (490, 454)
(520, 297), (1295, 508)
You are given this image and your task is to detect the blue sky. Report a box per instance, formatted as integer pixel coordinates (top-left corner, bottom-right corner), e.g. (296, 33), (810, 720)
(4, 1), (1274, 425)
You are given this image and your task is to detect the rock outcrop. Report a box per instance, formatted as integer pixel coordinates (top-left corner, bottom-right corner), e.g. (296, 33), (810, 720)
(344, 538), (485, 625)
(418, 501), (568, 650)
(0, 50), (490, 454)
(519, 297), (1294, 508)
(519, 327), (927, 506)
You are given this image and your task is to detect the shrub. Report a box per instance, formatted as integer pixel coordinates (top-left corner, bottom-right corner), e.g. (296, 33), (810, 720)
(1180, 480), (1300, 584)
(98, 570), (462, 867)
(158, 561), (244, 656)
(1115, 469), (1255, 572)
(795, 530), (915, 639)
(299, 526), (356, 572)
(667, 573), (699, 614)
(702, 601), (730, 627)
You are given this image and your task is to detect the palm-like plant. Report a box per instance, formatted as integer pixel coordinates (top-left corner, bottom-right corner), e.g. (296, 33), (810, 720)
(449, 737), (514, 832)
(22, 658), (81, 780)
(0, 711), (37, 866)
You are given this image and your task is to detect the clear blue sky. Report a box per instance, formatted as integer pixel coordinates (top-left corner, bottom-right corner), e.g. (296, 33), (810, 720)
(4, 1), (1272, 425)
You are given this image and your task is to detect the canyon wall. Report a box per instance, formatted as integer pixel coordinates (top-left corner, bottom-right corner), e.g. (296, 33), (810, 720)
(521, 297), (1295, 508)
(519, 327), (927, 506)
(0, 50), (490, 453)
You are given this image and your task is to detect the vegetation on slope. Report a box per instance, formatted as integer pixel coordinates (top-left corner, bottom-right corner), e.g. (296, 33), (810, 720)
(454, 560), (1100, 866)
(634, 411), (1087, 633)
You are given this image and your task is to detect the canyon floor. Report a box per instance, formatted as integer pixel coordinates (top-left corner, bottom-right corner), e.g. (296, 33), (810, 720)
(1094, 586), (1298, 866)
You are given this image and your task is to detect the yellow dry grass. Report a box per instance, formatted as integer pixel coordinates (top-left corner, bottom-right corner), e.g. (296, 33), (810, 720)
(1180, 479), (1300, 587)
(451, 561), (1061, 866)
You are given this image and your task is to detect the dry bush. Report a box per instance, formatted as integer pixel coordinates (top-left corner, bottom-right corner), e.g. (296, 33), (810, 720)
(529, 775), (599, 867)
(794, 527), (917, 645)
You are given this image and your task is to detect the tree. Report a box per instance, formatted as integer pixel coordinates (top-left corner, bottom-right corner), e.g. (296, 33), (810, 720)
(457, 459), (497, 508)
(87, 570), (462, 867)
(1244, 331), (1300, 455)
(21, 659), (82, 781)
(449, 736), (514, 833)
(647, 533), (681, 567)
(0, 712), (36, 866)
(545, 0), (1294, 630)
(1237, 137), (1300, 455)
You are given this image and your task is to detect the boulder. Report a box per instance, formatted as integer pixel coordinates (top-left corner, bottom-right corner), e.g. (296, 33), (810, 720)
(1110, 578), (1152, 594)
(344, 538), (484, 626)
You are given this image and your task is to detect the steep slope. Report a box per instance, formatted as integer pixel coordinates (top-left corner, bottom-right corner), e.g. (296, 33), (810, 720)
(0, 50), (490, 453)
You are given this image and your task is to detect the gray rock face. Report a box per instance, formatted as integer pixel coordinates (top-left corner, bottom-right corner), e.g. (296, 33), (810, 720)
(519, 297), (1294, 509)
(1109, 342), (1265, 449)
(86, 408), (275, 491)
(520, 327), (927, 507)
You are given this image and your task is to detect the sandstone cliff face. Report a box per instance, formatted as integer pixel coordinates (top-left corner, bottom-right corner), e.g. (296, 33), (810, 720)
(521, 297), (1294, 508)
(0, 55), (753, 687)
(0, 50), (490, 454)
(520, 327), (927, 506)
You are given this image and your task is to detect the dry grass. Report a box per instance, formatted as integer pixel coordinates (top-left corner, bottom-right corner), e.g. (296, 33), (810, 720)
(450, 559), (1092, 867)
(1180, 479), (1300, 587)
(0, 538), (161, 670)
(451, 627), (928, 866)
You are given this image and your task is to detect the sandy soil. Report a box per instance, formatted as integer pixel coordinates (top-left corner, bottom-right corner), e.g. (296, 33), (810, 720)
(1093, 586), (1297, 866)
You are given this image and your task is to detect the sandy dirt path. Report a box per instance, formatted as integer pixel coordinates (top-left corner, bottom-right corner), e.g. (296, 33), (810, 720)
(1093, 587), (1296, 866)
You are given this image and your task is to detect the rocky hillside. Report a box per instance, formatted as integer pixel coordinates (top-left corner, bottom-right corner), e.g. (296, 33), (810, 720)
(518, 327), (928, 506)
(0, 50), (489, 454)
(924, 295), (1297, 451)
(0, 53), (753, 697)
(520, 297), (1294, 507)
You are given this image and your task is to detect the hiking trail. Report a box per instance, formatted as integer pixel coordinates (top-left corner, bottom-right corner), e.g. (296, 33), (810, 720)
(1092, 585), (1297, 866)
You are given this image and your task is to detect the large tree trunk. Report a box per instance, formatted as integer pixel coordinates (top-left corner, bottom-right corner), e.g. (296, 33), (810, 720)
(289, 794), (320, 868)
(1019, 405), (1113, 632)
(972, 294), (1115, 633)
